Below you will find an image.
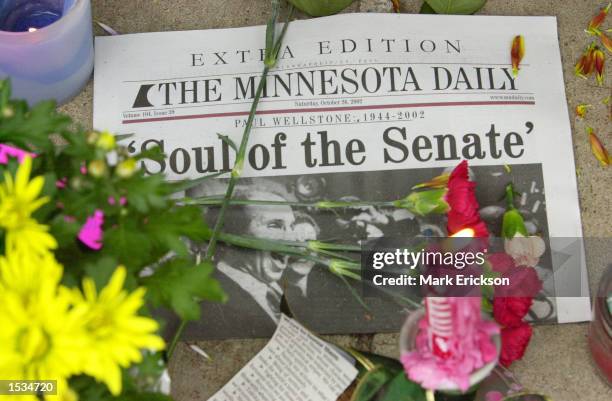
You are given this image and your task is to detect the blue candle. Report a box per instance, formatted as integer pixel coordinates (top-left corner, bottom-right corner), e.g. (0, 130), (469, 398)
(0, 0), (93, 105)
(0, 0), (67, 32)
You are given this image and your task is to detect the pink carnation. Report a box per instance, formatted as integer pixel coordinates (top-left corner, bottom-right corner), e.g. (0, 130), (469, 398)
(401, 298), (499, 392)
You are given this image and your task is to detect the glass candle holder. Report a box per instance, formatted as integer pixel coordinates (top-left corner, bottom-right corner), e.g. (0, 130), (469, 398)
(588, 264), (612, 385)
(0, 0), (94, 105)
(399, 308), (501, 401)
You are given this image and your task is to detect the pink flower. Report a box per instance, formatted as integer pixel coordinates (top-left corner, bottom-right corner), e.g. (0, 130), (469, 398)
(0, 144), (35, 164)
(401, 298), (499, 392)
(56, 177), (68, 189)
(108, 196), (127, 206)
(78, 210), (104, 250)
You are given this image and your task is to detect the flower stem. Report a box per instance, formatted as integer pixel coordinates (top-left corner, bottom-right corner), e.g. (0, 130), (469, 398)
(167, 0), (292, 360)
(345, 348), (376, 372)
(505, 183), (516, 209)
(183, 196), (396, 210)
(308, 240), (361, 252)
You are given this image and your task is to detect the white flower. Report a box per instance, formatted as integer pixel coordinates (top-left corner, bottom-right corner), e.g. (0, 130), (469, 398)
(504, 234), (546, 267)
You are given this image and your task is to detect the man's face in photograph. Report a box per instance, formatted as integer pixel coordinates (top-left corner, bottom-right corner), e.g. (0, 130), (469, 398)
(290, 220), (318, 276)
(244, 191), (295, 283)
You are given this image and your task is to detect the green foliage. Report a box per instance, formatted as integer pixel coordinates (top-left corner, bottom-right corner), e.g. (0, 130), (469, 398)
(144, 259), (227, 321)
(69, 376), (114, 401)
(0, 78), (225, 399)
(69, 370), (175, 401)
(83, 256), (124, 289)
(420, 2), (436, 13)
(394, 188), (449, 216)
(423, 0), (486, 14)
(380, 373), (426, 401)
(351, 367), (394, 401)
(0, 81), (70, 149)
(501, 209), (528, 238)
(287, 0), (354, 17)
(348, 350), (427, 401)
(353, 351), (403, 376)
(0, 77), (222, 286)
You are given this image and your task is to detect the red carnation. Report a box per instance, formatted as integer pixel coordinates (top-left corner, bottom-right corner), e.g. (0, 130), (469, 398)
(487, 253), (515, 274)
(446, 161), (489, 237)
(488, 252), (543, 297)
(499, 322), (533, 367)
(493, 297), (533, 327)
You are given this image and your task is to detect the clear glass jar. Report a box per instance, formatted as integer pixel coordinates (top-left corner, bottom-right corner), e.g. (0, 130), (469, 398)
(399, 308), (501, 400)
(0, 0), (93, 105)
(588, 264), (612, 385)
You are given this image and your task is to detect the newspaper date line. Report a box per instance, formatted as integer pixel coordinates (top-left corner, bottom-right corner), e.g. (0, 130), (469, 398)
(229, 110), (426, 128)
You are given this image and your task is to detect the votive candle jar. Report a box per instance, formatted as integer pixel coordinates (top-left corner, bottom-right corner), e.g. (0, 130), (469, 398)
(0, 0), (94, 105)
(588, 264), (612, 385)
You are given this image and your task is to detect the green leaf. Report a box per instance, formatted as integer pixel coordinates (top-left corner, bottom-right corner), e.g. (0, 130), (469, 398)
(82, 256), (139, 291)
(351, 367), (394, 401)
(143, 259), (227, 321)
(134, 145), (165, 162)
(104, 221), (153, 269)
(425, 0), (486, 14)
(420, 1), (437, 13)
(0, 85), (70, 149)
(396, 189), (449, 217)
(501, 208), (528, 238)
(380, 372), (426, 401)
(146, 206), (211, 257)
(169, 171), (227, 193)
(287, 0), (355, 16)
(122, 174), (170, 213)
(69, 374), (175, 401)
(0, 79), (10, 110)
(69, 375), (114, 401)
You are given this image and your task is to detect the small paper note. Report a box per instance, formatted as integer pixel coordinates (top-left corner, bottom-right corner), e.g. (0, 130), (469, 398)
(208, 315), (358, 401)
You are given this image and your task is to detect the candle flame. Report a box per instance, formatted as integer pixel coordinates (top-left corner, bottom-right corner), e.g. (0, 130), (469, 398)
(450, 228), (475, 238)
(28, 27), (38, 32)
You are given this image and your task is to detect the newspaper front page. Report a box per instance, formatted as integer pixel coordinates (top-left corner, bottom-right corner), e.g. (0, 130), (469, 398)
(94, 13), (590, 338)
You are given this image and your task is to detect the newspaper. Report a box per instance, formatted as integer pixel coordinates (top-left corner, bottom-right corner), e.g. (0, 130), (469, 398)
(93, 13), (590, 337)
(208, 315), (358, 401)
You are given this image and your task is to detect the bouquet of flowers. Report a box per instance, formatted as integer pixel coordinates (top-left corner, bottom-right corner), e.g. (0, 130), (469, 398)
(0, 78), (230, 400)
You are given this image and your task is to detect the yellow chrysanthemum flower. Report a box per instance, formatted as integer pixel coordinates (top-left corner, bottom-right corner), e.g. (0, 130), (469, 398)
(0, 251), (62, 308)
(73, 266), (165, 395)
(0, 280), (88, 397)
(0, 156), (57, 255)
